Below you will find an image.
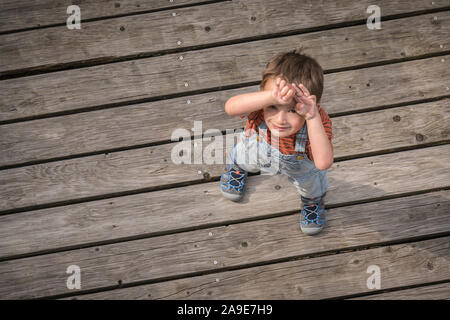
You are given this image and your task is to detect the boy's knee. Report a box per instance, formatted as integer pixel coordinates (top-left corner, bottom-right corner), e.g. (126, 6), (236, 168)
(289, 172), (327, 199)
(237, 162), (260, 173)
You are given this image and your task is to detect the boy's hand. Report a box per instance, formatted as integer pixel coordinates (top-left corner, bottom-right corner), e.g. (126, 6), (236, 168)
(270, 77), (295, 105)
(292, 83), (318, 120)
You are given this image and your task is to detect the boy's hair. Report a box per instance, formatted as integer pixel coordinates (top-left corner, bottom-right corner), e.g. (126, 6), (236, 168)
(260, 49), (324, 103)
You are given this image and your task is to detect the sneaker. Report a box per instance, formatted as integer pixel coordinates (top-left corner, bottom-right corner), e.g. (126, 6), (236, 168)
(299, 195), (326, 235)
(220, 163), (248, 202)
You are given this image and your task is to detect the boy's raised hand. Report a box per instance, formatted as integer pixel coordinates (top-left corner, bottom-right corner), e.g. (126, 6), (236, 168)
(292, 83), (317, 120)
(271, 77), (295, 105)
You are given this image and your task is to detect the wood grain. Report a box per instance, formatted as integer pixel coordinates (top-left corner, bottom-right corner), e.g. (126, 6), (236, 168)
(0, 0), (207, 33)
(1, 191), (449, 299)
(1, 11), (449, 121)
(351, 282), (450, 300)
(1, 112), (449, 212)
(1, 56), (449, 167)
(0, 0), (447, 75)
(63, 237), (450, 299)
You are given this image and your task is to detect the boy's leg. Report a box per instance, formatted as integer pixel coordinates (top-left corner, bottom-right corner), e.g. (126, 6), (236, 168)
(290, 171), (327, 198)
(220, 138), (260, 201)
(225, 136), (261, 173)
(287, 170), (328, 235)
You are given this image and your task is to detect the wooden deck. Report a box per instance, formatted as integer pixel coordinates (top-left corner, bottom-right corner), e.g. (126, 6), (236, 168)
(0, 0), (449, 300)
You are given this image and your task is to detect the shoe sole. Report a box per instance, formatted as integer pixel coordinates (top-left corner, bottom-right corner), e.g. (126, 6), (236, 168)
(220, 182), (247, 202)
(300, 225), (324, 235)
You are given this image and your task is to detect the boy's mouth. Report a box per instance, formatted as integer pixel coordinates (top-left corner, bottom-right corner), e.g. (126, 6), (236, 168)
(272, 123), (290, 131)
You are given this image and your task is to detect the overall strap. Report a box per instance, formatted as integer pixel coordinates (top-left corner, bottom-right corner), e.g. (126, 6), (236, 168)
(294, 122), (308, 153)
(259, 119), (307, 153)
(258, 120), (268, 131)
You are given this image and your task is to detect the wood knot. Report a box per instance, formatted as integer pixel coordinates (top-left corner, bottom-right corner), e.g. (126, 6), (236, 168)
(274, 185), (281, 190)
(203, 172), (210, 180)
(393, 115), (401, 122)
(241, 241), (248, 247)
(204, 26), (211, 32)
(415, 133), (425, 142)
(120, 26), (125, 31)
(251, 16), (256, 21)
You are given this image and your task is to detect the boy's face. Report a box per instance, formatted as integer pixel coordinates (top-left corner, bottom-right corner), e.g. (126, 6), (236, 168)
(262, 77), (305, 138)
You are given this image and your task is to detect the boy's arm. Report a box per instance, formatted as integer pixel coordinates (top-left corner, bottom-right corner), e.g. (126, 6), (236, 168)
(225, 90), (273, 117)
(306, 108), (334, 170)
(225, 77), (296, 117)
(292, 83), (333, 170)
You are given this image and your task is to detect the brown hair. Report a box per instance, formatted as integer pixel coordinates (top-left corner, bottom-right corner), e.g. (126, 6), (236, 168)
(260, 49), (324, 103)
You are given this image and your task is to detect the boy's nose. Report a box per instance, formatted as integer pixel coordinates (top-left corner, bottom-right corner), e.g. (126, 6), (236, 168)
(276, 111), (288, 123)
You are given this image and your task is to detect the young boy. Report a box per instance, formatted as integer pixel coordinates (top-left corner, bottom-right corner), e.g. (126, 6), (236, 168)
(220, 50), (333, 235)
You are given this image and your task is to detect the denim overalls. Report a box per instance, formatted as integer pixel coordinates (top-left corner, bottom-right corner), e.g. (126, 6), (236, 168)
(226, 120), (328, 199)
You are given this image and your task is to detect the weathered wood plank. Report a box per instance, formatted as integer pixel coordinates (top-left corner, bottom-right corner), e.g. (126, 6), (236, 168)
(1, 56), (449, 167)
(351, 282), (450, 300)
(1, 11), (449, 121)
(64, 237), (450, 299)
(0, 0), (207, 33)
(1, 0), (447, 75)
(1, 189), (449, 299)
(332, 99), (450, 158)
(0, 121), (449, 213)
(1, 135), (449, 258)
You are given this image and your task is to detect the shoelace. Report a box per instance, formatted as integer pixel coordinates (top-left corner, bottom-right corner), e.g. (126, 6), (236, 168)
(301, 203), (326, 226)
(221, 167), (246, 192)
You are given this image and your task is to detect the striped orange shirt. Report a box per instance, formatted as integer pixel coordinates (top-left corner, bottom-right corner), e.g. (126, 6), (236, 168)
(239, 104), (333, 162)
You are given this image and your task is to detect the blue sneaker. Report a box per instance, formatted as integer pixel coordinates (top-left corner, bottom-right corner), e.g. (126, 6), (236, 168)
(220, 163), (248, 202)
(299, 195), (326, 235)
